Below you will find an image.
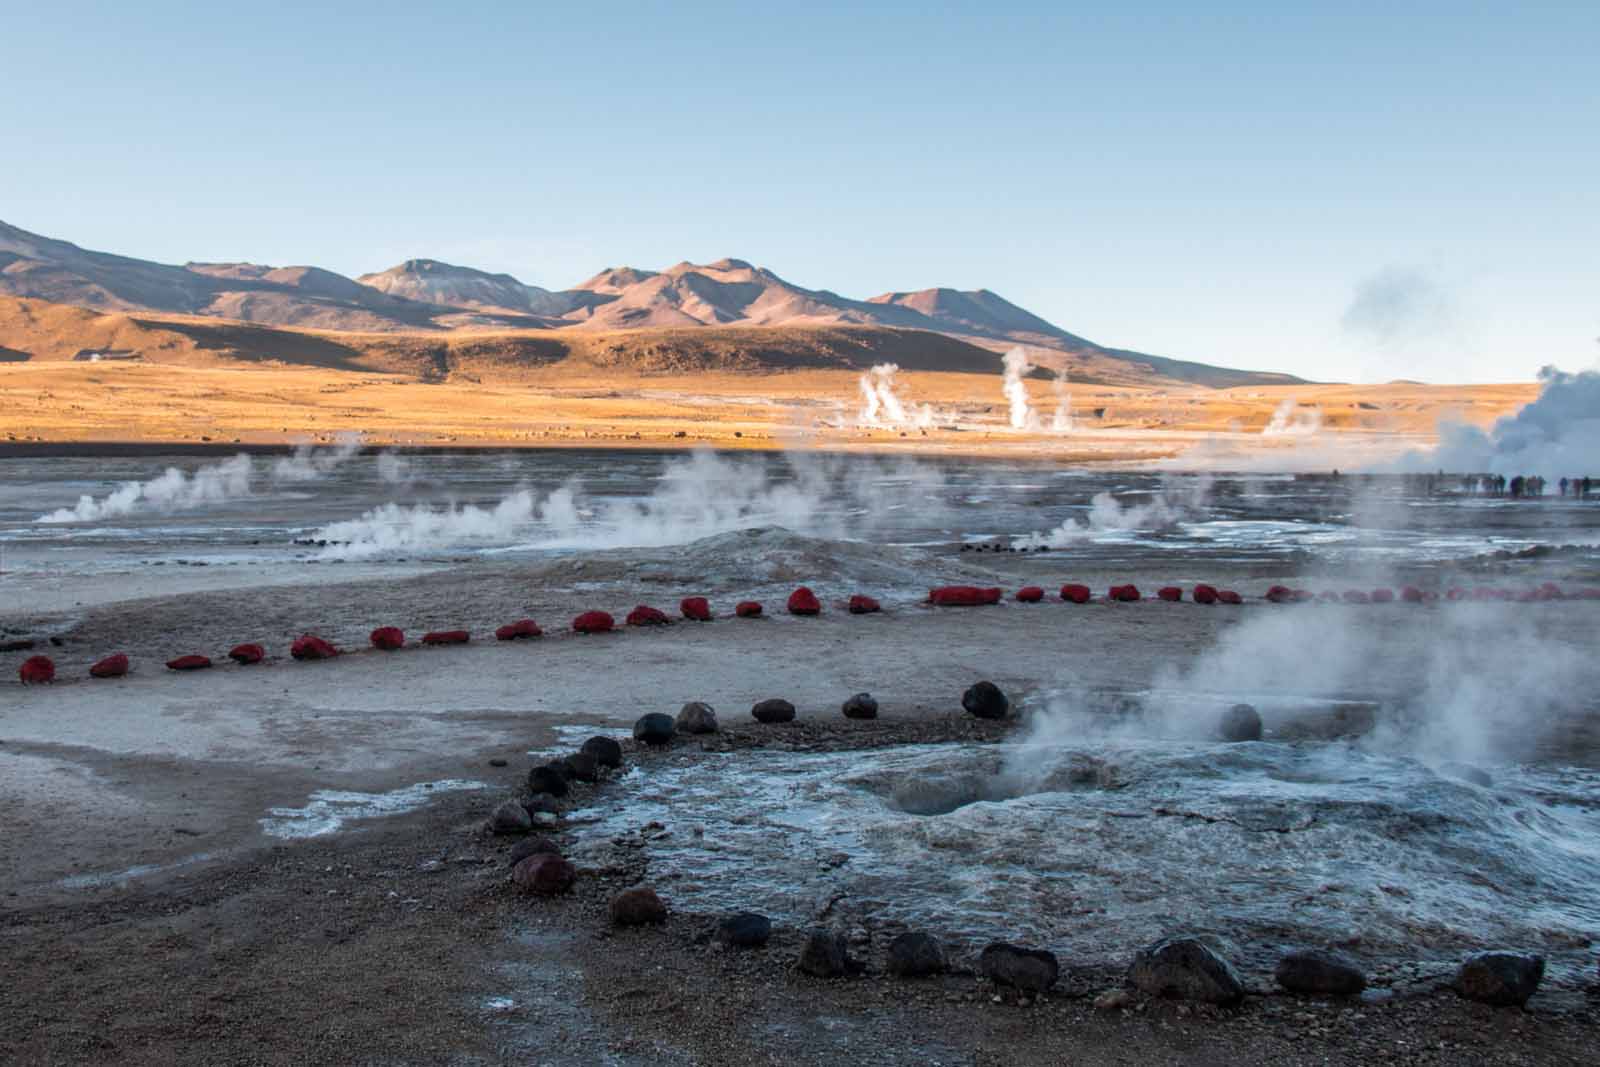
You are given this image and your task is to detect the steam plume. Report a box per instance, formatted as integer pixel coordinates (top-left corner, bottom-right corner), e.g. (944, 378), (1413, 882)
(37, 454), (255, 523)
(1413, 365), (1600, 480)
(1002, 347), (1037, 430)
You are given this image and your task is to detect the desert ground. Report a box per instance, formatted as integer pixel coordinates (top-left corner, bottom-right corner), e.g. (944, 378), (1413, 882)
(2, 540), (1597, 1065)
(0, 360), (1536, 464)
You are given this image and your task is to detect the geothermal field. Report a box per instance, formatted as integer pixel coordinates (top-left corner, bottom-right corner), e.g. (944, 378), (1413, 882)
(3, 416), (1599, 1064)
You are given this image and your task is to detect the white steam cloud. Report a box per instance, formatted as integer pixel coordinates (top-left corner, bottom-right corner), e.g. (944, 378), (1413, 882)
(1262, 398), (1323, 437)
(857, 363), (938, 429)
(270, 434), (363, 483)
(314, 447), (951, 558)
(36, 436), (374, 524)
(1013, 476), (1212, 548)
(1050, 368), (1073, 433)
(1408, 365), (1600, 480)
(1002, 347), (1037, 430)
(37, 454), (256, 524)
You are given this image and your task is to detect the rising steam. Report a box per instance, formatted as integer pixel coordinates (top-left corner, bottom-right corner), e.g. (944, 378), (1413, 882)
(1013, 476), (1212, 548)
(1262, 398), (1323, 437)
(36, 454), (256, 524)
(1411, 365), (1600, 480)
(1050, 368), (1073, 432)
(1001, 347), (1037, 430)
(36, 436), (372, 523)
(857, 364), (937, 428)
(314, 447), (952, 558)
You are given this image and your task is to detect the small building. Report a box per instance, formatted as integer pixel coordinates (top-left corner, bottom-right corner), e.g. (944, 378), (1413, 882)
(71, 348), (141, 362)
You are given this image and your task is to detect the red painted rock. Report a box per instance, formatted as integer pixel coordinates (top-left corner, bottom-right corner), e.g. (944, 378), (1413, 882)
(19, 655), (55, 684)
(1265, 585), (1294, 603)
(573, 610), (615, 634)
(928, 585), (1002, 607)
(1342, 590), (1371, 604)
(1370, 588), (1395, 604)
(848, 594), (882, 614)
(1193, 584), (1219, 605)
(495, 618), (542, 640)
(626, 605), (672, 627)
(1216, 590), (1243, 605)
(290, 634), (339, 661)
(89, 653), (130, 678)
(1015, 586), (1045, 603)
(1157, 586), (1183, 602)
(1446, 588), (1467, 601)
(735, 601), (763, 618)
(1536, 583), (1564, 601)
(228, 643), (265, 665)
(422, 629), (470, 645)
(513, 853), (576, 895)
(1060, 583), (1092, 604)
(1292, 588), (1314, 602)
(1401, 586), (1425, 603)
(680, 596), (713, 621)
(370, 626), (406, 651)
(1108, 584), (1141, 602)
(1318, 591), (1341, 603)
(166, 654), (213, 672)
(787, 587), (822, 615)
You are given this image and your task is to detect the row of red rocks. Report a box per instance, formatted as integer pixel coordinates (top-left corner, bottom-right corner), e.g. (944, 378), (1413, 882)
(16, 575), (1596, 684)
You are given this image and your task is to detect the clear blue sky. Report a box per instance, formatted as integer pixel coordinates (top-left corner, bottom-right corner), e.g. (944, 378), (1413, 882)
(5, 1), (1596, 383)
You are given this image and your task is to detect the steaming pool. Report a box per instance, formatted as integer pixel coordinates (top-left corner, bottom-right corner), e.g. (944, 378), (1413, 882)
(549, 692), (1600, 994)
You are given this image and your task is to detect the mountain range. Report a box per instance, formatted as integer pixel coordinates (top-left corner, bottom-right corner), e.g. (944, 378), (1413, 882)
(0, 220), (1299, 387)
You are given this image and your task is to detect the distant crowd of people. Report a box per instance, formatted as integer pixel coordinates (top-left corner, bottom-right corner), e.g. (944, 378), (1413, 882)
(1458, 474), (1595, 498)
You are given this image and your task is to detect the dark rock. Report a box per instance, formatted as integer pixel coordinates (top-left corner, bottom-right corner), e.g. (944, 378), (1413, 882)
(581, 735), (623, 769)
(488, 757), (508, 767)
(521, 794), (561, 816)
(564, 751), (600, 783)
(1129, 937), (1245, 1005)
(512, 853), (575, 895)
(979, 942), (1058, 992)
(847, 594), (881, 614)
(735, 600), (763, 618)
(1456, 952), (1544, 1006)
(489, 800), (533, 834)
(1274, 949), (1367, 995)
(797, 929), (859, 977)
(1219, 703), (1263, 742)
(676, 702), (719, 734)
(609, 886), (668, 926)
(0, 638), (36, 652)
(527, 764), (570, 797)
(842, 692), (879, 720)
(717, 912), (772, 948)
(751, 698), (796, 724)
(542, 759), (574, 782)
(886, 932), (947, 977)
(962, 680), (1009, 720)
(633, 712), (676, 745)
(507, 835), (561, 866)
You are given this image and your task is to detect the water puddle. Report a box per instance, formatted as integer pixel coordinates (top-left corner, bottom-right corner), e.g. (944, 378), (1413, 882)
(259, 779), (489, 838)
